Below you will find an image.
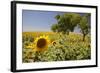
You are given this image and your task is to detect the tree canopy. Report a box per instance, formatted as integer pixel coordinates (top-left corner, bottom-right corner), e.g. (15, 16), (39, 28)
(51, 13), (81, 34)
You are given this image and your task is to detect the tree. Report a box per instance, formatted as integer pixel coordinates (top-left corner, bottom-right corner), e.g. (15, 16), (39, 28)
(51, 24), (58, 32)
(79, 15), (90, 41)
(51, 13), (81, 35)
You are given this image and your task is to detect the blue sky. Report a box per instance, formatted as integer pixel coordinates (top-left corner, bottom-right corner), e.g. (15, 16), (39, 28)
(22, 10), (90, 33)
(22, 10), (62, 32)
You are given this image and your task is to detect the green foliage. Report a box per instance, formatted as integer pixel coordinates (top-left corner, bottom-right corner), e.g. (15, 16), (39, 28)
(52, 13), (81, 34)
(51, 24), (58, 32)
(79, 16), (90, 34)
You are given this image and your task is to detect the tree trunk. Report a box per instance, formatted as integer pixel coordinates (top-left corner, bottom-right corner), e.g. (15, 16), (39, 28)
(83, 34), (85, 41)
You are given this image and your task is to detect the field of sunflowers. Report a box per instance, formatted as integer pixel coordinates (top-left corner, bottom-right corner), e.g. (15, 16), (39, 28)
(22, 32), (91, 63)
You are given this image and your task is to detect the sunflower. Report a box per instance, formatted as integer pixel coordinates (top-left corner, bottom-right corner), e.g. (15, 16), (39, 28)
(34, 35), (50, 52)
(52, 41), (56, 46)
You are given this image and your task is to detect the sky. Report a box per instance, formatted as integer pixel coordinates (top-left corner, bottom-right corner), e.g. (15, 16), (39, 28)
(22, 10), (90, 33)
(22, 10), (61, 32)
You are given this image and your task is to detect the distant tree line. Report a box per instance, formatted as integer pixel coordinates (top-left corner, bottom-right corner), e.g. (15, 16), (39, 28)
(51, 13), (90, 41)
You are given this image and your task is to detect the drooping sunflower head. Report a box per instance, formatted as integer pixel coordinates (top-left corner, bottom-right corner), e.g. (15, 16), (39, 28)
(34, 35), (50, 52)
(52, 41), (56, 46)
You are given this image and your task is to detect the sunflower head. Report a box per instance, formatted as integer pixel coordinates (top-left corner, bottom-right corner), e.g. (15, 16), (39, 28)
(34, 35), (50, 52)
(52, 41), (56, 46)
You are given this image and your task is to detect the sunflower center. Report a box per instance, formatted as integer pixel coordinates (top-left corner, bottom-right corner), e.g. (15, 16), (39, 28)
(37, 38), (47, 49)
